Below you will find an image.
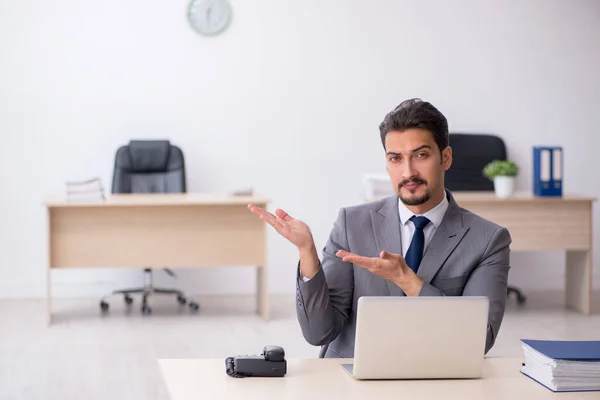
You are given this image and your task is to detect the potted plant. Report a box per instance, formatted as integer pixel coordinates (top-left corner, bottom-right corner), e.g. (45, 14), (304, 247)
(483, 160), (519, 198)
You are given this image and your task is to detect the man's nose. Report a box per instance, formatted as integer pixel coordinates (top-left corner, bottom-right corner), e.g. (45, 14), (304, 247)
(403, 160), (417, 179)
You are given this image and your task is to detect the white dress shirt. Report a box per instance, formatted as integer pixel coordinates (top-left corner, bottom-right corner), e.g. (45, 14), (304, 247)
(398, 194), (449, 257)
(301, 194), (449, 282)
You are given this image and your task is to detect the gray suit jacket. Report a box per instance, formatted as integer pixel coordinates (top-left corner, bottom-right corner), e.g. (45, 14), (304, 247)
(295, 190), (511, 357)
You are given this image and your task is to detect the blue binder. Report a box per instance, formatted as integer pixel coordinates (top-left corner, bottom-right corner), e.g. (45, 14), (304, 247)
(521, 339), (600, 392)
(522, 339), (600, 361)
(533, 146), (563, 196)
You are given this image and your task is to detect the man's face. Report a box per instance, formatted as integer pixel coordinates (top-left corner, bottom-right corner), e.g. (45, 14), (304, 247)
(384, 128), (452, 207)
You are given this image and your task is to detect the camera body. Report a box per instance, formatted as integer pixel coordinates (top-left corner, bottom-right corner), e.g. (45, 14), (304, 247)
(228, 345), (287, 377)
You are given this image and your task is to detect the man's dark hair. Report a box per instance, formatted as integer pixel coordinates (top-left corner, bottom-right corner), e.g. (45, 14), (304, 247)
(379, 98), (449, 154)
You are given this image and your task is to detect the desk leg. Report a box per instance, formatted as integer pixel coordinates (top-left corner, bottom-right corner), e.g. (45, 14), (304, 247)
(566, 250), (592, 315)
(256, 266), (269, 321)
(47, 268), (52, 325)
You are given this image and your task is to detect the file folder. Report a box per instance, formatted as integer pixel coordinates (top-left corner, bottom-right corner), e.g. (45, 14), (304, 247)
(522, 339), (600, 361)
(533, 147), (562, 196)
(520, 339), (600, 392)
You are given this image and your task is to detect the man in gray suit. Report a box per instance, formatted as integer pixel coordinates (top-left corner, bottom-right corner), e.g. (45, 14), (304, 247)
(249, 98), (511, 357)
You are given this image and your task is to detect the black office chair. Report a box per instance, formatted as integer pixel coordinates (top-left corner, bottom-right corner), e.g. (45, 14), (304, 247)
(99, 140), (199, 315)
(446, 133), (526, 305)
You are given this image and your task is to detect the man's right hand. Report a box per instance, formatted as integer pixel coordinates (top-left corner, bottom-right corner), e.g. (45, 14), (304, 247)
(247, 205), (315, 250)
(247, 204), (320, 279)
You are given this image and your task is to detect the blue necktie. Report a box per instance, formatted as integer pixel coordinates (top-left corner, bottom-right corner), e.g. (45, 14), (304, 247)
(405, 216), (431, 273)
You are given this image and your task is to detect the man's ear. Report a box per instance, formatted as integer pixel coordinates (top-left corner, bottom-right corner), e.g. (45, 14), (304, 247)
(442, 146), (453, 171)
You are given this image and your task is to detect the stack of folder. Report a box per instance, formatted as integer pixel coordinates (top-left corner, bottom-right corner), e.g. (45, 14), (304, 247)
(65, 177), (105, 201)
(362, 173), (394, 200)
(521, 339), (600, 392)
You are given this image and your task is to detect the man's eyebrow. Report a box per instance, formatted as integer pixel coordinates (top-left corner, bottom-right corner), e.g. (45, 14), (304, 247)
(411, 145), (432, 153)
(386, 145), (432, 156)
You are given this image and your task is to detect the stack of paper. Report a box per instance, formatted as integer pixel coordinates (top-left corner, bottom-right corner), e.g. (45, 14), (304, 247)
(363, 173), (394, 200)
(66, 177), (105, 201)
(521, 339), (600, 392)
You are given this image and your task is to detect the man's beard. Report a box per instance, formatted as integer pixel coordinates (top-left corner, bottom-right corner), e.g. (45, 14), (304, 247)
(398, 178), (430, 206)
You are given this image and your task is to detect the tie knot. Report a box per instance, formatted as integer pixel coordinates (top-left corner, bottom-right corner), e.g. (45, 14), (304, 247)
(410, 215), (431, 230)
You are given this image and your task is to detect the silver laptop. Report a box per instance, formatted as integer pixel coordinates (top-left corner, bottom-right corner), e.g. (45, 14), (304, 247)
(342, 296), (489, 380)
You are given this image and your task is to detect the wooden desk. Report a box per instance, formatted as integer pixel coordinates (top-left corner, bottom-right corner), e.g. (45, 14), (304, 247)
(365, 191), (596, 314)
(44, 194), (269, 324)
(451, 192), (595, 315)
(158, 357), (598, 400)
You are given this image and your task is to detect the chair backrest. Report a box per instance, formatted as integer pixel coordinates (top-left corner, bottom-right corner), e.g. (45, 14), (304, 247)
(445, 133), (506, 191)
(111, 140), (186, 194)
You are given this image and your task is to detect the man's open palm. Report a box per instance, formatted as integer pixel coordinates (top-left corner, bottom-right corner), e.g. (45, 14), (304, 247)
(248, 205), (314, 251)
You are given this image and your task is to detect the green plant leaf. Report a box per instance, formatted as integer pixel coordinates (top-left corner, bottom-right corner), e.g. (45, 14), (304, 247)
(482, 160), (519, 181)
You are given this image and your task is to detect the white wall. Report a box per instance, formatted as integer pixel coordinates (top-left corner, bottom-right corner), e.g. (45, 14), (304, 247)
(1, 0), (599, 298)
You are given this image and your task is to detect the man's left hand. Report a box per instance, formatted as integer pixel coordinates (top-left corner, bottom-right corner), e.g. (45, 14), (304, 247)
(336, 250), (423, 296)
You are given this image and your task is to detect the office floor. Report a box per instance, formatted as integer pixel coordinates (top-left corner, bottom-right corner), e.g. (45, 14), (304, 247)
(1, 292), (599, 400)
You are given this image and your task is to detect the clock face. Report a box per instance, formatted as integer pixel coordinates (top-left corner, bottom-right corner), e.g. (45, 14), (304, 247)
(188, 0), (232, 36)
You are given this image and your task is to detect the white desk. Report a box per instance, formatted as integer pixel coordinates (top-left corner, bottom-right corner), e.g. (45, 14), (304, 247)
(158, 358), (598, 400)
(44, 194), (269, 324)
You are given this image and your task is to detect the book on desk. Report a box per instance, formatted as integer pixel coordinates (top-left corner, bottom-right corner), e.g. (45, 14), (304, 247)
(520, 339), (600, 392)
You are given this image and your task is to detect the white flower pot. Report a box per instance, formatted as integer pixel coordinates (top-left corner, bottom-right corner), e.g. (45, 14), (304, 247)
(494, 176), (515, 198)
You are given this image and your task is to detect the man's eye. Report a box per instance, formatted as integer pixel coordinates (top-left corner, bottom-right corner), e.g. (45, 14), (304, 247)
(416, 153), (428, 158)
(390, 156), (400, 162)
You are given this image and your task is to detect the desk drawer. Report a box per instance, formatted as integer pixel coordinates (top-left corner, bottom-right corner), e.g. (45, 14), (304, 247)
(49, 205), (266, 268)
(457, 200), (591, 251)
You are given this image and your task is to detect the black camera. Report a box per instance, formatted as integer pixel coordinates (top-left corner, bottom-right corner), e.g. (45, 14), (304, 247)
(225, 345), (287, 378)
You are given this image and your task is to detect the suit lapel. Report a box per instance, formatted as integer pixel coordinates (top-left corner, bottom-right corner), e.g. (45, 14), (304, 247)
(370, 196), (406, 296)
(417, 191), (470, 284)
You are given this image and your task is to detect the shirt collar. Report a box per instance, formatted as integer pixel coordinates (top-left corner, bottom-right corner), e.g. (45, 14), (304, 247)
(398, 192), (449, 228)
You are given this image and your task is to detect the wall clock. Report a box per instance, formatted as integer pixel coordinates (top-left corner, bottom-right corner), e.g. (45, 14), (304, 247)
(188, 0), (232, 36)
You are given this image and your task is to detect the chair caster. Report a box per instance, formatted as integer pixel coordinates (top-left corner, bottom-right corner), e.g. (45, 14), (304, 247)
(189, 302), (199, 312)
(124, 295), (133, 305)
(100, 301), (109, 312)
(177, 295), (187, 305)
(141, 305), (152, 315)
(507, 287), (527, 306)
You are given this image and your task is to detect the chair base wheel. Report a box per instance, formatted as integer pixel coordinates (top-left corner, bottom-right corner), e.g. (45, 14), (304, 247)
(100, 301), (109, 312)
(507, 287), (527, 305)
(189, 302), (199, 312)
